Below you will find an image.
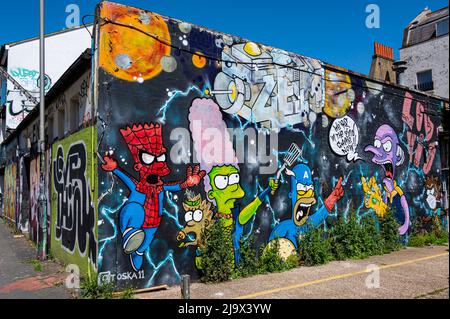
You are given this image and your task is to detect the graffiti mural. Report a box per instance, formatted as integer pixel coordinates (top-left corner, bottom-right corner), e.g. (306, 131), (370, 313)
(3, 163), (17, 223)
(362, 124), (409, 235)
(51, 127), (98, 274)
(100, 123), (205, 271)
(6, 68), (52, 130)
(402, 92), (439, 175)
(95, 1), (445, 289)
(29, 156), (41, 243)
(177, 191), (213, 269)
(269, 164), (344, 250)
(211, 42), (324, 129)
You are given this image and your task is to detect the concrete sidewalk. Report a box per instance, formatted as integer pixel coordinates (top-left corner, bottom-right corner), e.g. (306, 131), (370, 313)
(0, 219), (71, 299)
(137, 245), (449, 299)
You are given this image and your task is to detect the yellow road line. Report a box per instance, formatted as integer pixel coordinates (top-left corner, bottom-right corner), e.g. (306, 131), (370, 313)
(235, 252), (449, 299)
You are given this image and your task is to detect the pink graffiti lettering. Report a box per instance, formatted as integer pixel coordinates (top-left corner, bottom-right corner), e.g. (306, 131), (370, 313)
(401, 92), (436, 174)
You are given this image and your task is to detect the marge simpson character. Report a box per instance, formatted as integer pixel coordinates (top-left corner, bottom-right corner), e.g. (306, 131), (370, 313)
(207, 165), (279, 265)
(269, 164), (344, 248)
(102, 123), (205, 271)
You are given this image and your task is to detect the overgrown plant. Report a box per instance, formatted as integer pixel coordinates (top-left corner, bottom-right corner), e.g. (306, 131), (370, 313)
(199, 220), (234, 283)
(298, 226), (333, 266)
(378, 207), (401, 253)
(26, 258), (43, 272)
(258, 239), (286, 273)
(409, 214), (449, 247)
(80, 275), (114, 299)
(328, 211), (368, 260)
(233, 235), (260, 278)
(119, 286), (135, 299)
(327, 210), (390, 260)
(359, 215), (384, 256)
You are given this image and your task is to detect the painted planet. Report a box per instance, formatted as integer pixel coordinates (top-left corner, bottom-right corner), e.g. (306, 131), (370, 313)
(192, 52), (207, 68)
(160, 55), (178, 73)
(265, 238), (297, 261)
(99, 2), (171, 82)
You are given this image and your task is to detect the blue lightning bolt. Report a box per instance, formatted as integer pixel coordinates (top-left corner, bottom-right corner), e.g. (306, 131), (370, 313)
(157, 85), (204, 123)
(145, 250), (181, 287)
(98, 201), (126, 268)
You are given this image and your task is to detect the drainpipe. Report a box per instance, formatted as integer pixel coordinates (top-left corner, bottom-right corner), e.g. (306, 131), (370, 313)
(38, 0), (47, 260)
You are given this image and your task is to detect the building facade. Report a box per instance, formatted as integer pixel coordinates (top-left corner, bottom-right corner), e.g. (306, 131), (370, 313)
(0, 25), (92, 141)
(0, 1), (448, 290)
(399, 6), (449, 99)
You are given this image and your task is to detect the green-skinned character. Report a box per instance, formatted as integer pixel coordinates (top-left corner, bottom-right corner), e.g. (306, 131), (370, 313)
(206, 165), (279, 266)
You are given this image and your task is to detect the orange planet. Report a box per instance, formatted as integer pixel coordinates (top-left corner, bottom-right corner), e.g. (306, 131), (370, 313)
(192, 52), (207, 68)
(99, 2), (171, 82)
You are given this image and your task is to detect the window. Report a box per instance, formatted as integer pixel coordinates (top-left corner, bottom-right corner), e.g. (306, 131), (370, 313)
(436, 18), (449, 37)
(385, 71), (391, 83)
(47, 115), (54, 143)
(416, 70), (434, 92)
(58, 107), (65, 138)
(69, 97), (79, 133)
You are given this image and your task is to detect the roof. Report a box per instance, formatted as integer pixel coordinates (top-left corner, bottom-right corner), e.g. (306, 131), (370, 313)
(1, 49), (92, 146)
(402, 6), (449, 48)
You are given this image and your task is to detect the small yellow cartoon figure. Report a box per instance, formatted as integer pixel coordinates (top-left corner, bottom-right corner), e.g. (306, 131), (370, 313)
(361, 176), (388, 217)
(177, 191), (213, 248)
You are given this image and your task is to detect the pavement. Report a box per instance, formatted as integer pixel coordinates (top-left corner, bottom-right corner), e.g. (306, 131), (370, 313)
(0, 219), (71, 299)
(137, 245), (449, 299)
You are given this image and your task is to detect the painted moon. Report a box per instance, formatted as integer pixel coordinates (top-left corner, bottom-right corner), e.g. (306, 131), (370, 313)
(99, 2), (172, 82)
(266, 238), (297, 261)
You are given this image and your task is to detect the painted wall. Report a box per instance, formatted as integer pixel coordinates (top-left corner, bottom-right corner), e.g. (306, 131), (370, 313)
(51, 126), (98, 275)
(16, 155), (30, 233)
(94, 2), (446, 289)
(28, 153), (50, 245)
(29, 156), (40, 242)
(3, 163), (17, 223)
(5, 26), (93, 130)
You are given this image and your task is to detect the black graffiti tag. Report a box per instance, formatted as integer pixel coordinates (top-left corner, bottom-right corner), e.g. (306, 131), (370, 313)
(53, 142), (97, 266)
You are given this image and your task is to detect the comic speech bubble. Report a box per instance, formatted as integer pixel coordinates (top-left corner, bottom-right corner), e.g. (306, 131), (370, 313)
(329, 115), (361, 162)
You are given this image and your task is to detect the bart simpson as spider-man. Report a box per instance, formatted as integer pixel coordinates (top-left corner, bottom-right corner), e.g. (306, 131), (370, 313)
(102, 123), (206, 271)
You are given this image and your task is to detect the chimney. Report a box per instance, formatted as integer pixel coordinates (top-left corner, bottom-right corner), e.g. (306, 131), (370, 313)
(369, 42), (397, 83)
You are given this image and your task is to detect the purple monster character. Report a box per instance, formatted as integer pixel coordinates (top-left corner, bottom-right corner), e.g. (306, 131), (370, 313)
(364, 124), (410, 235)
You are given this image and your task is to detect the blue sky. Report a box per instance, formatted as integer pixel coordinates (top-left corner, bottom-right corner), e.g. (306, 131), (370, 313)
(0, 0), (448, 74)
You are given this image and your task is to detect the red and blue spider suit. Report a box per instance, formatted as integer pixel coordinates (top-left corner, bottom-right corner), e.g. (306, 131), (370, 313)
(102, 123), (205, 271)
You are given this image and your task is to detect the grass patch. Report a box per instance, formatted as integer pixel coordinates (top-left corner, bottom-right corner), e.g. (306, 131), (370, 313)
(26, 258), (43, 272)
(118, 286), (135, 299)
(409, 213), (449, 247)
(408, 231), (449, 247)
(80, 276), (115, 299)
